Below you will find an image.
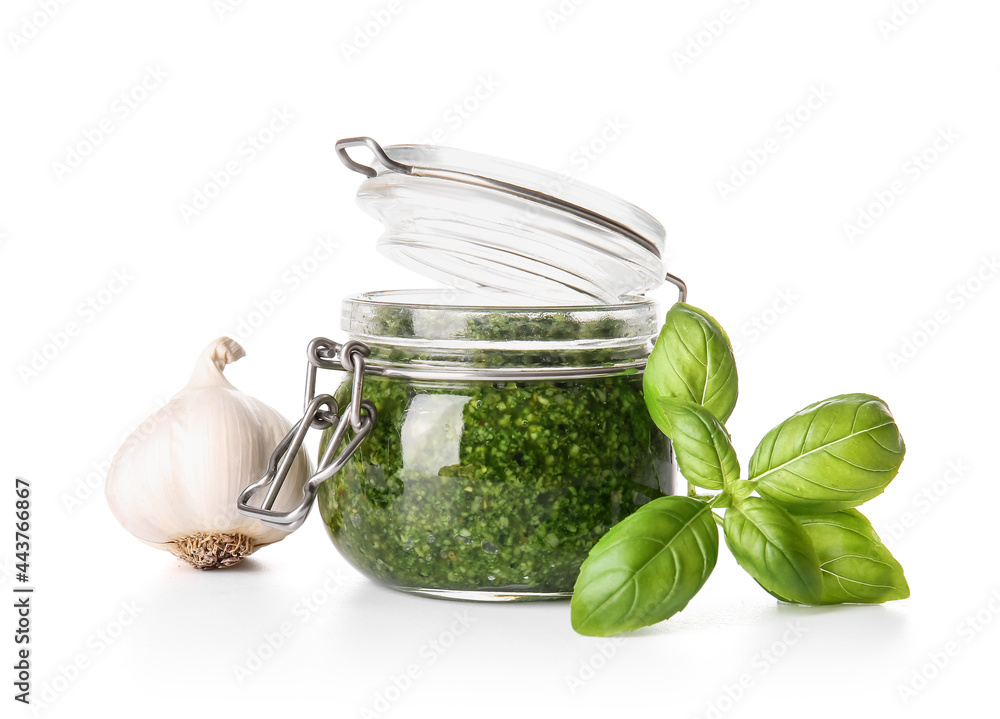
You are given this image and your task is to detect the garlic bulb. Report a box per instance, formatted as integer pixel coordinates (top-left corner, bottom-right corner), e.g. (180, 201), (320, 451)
(105, 337), (310, 569)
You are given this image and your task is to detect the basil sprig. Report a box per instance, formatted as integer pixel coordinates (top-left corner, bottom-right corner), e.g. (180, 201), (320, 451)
(571, 303), (909, 637)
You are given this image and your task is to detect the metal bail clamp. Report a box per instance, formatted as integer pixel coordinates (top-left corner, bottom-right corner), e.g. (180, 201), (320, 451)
(236, 338), (377, 532)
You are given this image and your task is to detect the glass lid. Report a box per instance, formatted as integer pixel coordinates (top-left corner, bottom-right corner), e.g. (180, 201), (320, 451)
(335, 137), (669, 306)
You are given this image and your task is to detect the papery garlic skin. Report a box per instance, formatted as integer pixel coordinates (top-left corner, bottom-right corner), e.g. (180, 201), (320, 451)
(105, 337), (311, 569)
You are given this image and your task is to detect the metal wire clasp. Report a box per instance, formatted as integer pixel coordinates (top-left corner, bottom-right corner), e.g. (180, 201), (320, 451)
(236, 338), (376, 532)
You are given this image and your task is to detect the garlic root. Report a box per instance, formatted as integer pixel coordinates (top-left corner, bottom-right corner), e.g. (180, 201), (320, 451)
(171, 532), (256, 570)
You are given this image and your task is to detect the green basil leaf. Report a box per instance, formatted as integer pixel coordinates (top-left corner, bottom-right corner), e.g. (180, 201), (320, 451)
(749, 393), (905, 513)
(724, 497), (823, 604)
(795, 509), (909, 604)
(644, 303), (738, 424)
(571, 496), (718, 637)
(652, 398), (739, 491)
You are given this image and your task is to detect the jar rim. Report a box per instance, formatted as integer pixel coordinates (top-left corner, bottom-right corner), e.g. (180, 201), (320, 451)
(344, 289), (657, 313)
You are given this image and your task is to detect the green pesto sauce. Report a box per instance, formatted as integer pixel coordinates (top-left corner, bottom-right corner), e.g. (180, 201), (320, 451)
(317, 373), (672, 594)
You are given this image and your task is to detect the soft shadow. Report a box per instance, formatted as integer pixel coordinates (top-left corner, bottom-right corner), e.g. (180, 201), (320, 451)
(205, 557), (269, 574)
(617, 600), (908, 641)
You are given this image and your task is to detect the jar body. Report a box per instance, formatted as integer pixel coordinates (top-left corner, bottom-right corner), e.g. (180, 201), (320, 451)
(317, 294), (676, 600)
(318, 373), (673, 599)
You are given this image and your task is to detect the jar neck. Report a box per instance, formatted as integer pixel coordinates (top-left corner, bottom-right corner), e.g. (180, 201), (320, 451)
(341, 291), (657, 373)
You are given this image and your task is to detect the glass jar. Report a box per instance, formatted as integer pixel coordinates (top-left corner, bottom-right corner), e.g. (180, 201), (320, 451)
(236, 137), (688, 602)
(314, 291), (676, 600)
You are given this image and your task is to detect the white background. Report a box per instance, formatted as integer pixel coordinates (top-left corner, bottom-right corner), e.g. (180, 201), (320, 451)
(3, 1), (999, 717)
